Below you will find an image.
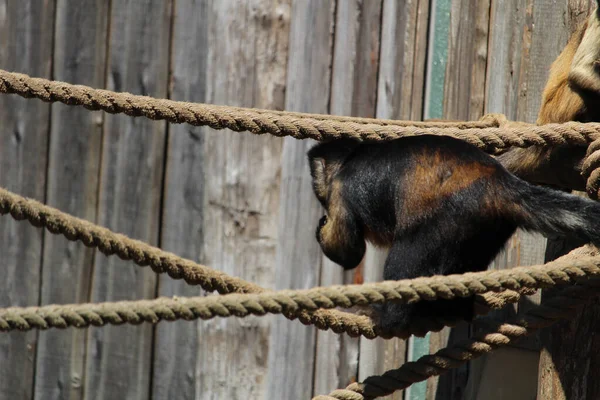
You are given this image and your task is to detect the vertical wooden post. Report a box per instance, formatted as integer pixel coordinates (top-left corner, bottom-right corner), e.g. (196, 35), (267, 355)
(151, 2), (209, 398)
(34, 2), (109, 399)
(536, 1), (599, 399)
(314, 0), (383, 393)
(157, 1), (291, 399)
(84, 2), (172, 399)
(356, 2), (430, 399)
(0, 2), (54, 399)
(424, 1), (492, 399)
(464, 0), (547, 396)
(265, 2), (335, 398)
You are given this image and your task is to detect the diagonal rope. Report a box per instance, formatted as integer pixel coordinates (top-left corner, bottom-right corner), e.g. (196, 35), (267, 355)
(313, 277), (600, 400)
(1, 69), (599, 151)
(2, 185), (600, 339)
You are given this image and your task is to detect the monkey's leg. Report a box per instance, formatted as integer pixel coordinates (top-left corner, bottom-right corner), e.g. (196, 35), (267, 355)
(375, 236), (475, 332)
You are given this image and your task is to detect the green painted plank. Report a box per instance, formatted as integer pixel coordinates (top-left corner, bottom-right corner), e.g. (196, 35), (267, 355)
(424, 0), (451, 121)
(408, 0), (451, 399)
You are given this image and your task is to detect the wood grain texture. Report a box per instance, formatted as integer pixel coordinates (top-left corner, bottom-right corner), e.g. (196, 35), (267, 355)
(377, 0), (429, 121)
(468, 1), (596, 398)
(151, 1), (209, 398)
(264, 1), (335, 399)
(168, 2), (290, 399)
(536, 2), (599, 398)
(442, 0), (491, 121)
(356, 2), (429, 399)
(34, 2), (109, 400)
(427, 2), (491, 399)
(466, 0), (543, 396)
(480, 0), (543, 345)
(464, 348), (539, 400)
(83, 2), (171, 399)
(0, 1), (54, 399)
(313, 0), (382, 393)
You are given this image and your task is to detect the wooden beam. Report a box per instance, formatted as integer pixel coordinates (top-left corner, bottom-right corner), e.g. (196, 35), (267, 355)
(84, 2), (172, 398)
(264, 1), (334, 399)
(0, 2), (54, 399)
(34, 2), (109, 399)
(314, 0), (383, 392)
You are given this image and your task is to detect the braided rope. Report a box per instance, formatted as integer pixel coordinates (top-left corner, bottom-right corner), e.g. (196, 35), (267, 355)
(313, 278), (600, 400)
(0, 288), (524, 333)
(2, 185), (600, 339)
(1, 69), (600, 152)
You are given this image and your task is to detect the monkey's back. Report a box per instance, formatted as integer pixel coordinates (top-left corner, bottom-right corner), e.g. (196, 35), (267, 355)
(336, 135), (513, 247)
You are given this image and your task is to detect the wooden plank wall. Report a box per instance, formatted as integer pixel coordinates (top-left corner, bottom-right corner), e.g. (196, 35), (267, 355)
(0, 2), (54, 399)
(265, 2), (334, 398)
(424, 1), (491, 399)
(0, 1), (597, 399)
(35, 2), (108, 400)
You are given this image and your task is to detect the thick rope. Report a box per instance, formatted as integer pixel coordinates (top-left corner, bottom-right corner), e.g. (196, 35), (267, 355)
(1, 69), (600, 152)
(0, 288), (524, 333)
(313, 277), (600, 400)
(2, 185), (600, 338)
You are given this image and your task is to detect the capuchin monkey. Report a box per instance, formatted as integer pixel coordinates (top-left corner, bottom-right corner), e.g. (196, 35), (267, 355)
(498, 2), (600, 190)
(307, 135), (600, 331)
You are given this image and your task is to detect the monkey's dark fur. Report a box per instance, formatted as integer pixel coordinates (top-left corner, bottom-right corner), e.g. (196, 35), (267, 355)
(307, 135), (600, 331)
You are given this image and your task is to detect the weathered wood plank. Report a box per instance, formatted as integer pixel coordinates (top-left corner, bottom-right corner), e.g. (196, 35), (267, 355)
(0, 1), (54, 399)
(84, 2), (172, 399)
(150, 1), (209, 398)
(154, 1), (290, 399)
(467, 1), (596, 397)
(313, 0), (382, 393)
(265, 1), (335, 399)
(426, 1), (491, 399)
(478, 0), (538, 344)
(355, 2), (429, 399)
(464, 348), (540, 400)
(34, 2), (109, 399)
(442, 0), (491, 121)
(377, 0), (430, 139)
(536, 2), (600, 398)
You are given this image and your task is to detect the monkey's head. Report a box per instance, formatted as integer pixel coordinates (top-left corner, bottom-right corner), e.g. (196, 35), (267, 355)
(307, 139), (361, 207)
(308, 139), (365, 270)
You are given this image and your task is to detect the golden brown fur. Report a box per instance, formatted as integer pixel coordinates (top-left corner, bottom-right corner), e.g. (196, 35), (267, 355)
(498, 7), (600, 191)
(403, 150), (496, 221)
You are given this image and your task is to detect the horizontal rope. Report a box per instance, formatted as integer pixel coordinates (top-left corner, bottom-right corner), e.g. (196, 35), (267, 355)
(1, 70), (600, 152)
(2, 185), (600, 339)
(314, 276), (600, 399)
(0, 288), (525, 333)
(0, 187), (385, 338)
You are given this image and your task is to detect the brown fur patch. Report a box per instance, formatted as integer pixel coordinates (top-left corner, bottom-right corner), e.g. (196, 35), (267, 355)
(311, 156), (347, 205)
(537, 17), (589, 124)
(402, 150), (496, 222)
(363, 227), (393, 248)
(320, 180), (351, 251)
(569, 12), (600, 95)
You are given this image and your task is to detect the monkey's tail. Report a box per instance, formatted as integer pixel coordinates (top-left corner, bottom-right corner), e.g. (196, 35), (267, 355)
(510, 177), (600, 247)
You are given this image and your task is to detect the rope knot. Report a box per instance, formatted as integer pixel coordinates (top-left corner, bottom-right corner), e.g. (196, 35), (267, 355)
(582, 137), (600, 199)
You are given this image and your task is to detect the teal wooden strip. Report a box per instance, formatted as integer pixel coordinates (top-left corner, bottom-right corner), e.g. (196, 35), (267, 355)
(408, 0), (451, 399)
(407, 333), (432, 400)
(424, 0), (451, 120)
